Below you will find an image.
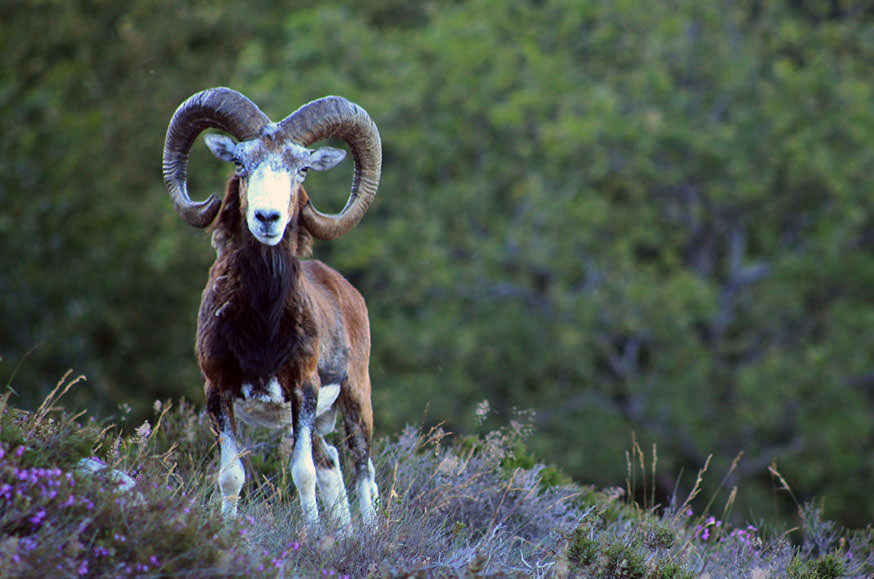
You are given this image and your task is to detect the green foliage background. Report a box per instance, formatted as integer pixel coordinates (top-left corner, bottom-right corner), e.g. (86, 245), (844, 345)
(3, 0), (874, 527)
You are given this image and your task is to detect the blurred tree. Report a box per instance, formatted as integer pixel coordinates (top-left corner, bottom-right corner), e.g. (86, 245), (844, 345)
(2, 0), (873, 527)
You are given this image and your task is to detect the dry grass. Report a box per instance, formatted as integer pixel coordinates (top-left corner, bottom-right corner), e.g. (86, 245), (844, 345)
(1, 374), (873, 577)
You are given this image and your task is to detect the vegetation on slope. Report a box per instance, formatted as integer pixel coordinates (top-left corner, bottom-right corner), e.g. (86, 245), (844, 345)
(3, 0), (874, 529)
(2, 374), (872, 577)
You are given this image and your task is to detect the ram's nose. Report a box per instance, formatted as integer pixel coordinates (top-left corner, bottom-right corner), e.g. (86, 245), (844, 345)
(249, 208), (285, 245)
(255, 209), (281, 225)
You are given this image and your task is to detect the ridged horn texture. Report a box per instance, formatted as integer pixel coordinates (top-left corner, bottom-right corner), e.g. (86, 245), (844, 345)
(163, 87), (271, 228)
(279, 96), (382, 240)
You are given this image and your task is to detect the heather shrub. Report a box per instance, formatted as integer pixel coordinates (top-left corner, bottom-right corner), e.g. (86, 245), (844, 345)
(3, 377), (874, 577)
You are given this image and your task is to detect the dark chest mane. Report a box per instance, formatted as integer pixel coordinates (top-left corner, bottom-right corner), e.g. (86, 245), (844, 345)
(217, 237), (315, 383)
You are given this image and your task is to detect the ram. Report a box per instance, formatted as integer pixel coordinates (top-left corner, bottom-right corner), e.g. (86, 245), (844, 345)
(162, 87), (380, 526)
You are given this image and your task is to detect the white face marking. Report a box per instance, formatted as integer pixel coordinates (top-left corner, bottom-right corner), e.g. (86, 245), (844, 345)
(204, 134), (347, 247)
(246, 163), (296, 246)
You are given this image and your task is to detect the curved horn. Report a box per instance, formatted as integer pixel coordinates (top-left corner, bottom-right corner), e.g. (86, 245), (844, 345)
(163, 87), (271, 228)
(279, 96), (381, 240)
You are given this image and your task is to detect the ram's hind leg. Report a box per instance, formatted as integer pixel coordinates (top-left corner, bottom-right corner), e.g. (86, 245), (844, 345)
(313, 432), (352, 527)
(341, 376), (379, 524)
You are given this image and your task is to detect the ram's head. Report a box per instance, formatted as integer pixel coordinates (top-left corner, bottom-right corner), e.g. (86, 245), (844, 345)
(162, 88), (381, 243)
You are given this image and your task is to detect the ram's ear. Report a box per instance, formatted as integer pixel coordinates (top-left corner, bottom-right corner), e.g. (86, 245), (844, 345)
(307, 147), (346, 171)
(204, 134), (238, 163)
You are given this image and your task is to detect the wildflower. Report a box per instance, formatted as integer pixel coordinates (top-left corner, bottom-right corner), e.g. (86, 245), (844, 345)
(20, 536), (38, 551)
(78, 559), (89, 576)
(29, 508), (47, 527)
(474, 399), (490, 424)
(135, 421), (152, 441)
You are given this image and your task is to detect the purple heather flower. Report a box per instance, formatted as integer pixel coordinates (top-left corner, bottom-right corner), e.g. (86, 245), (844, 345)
(29, 508), (47, 526)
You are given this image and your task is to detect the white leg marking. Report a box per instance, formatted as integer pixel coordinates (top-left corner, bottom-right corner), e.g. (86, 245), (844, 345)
(218, 430), (245, 518)
(290, 425), (319, 524)
(316, 441), (351, 528)
(357, 458), (379, 524)
(315, 383), (340, 417)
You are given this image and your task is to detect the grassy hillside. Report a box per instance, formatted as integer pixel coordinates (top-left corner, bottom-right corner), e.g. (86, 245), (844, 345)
(1, 373), (871, 578)
(5, 0), (874, 530)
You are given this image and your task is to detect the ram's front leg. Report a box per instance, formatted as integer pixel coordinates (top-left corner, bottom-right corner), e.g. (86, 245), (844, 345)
(207, 384), (244, 518)
(290, 381), (319, 525)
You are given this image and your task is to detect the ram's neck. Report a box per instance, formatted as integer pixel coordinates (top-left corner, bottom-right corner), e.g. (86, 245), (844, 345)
(236, 235), (299, 313)
(208, 235), (313, 383)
